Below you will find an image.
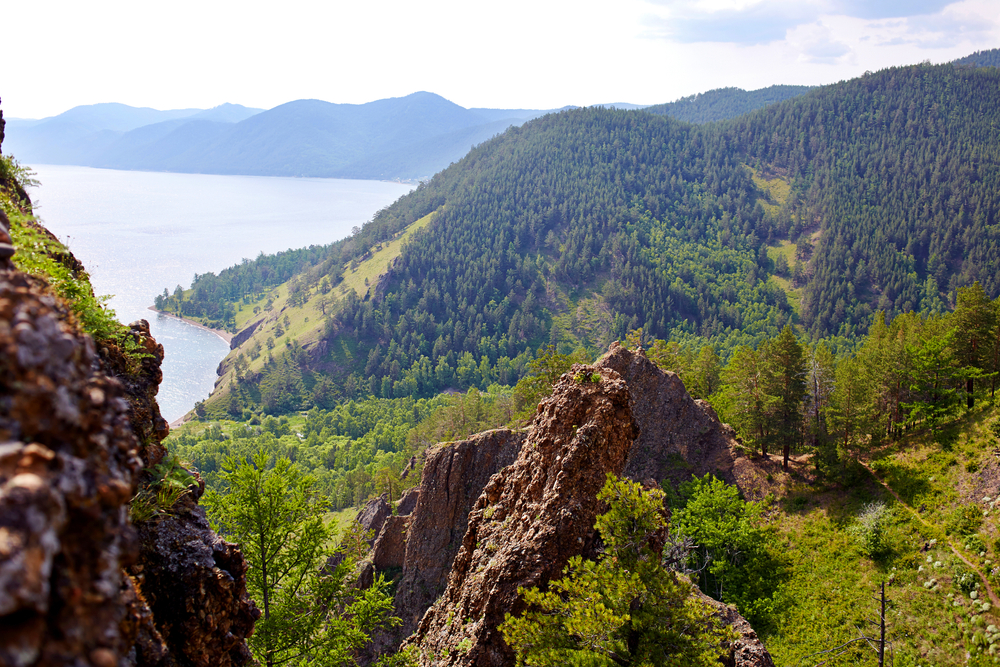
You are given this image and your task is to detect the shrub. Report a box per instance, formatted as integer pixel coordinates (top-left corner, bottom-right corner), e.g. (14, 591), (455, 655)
(849, 501), (892, 559)
(949, 504), (984, 536)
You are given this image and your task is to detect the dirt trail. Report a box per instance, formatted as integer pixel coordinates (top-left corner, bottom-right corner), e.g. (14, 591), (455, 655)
(862, 462), (1000, 609)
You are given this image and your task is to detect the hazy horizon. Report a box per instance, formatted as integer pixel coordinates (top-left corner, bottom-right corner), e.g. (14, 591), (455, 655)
(3, 0), (998, 120)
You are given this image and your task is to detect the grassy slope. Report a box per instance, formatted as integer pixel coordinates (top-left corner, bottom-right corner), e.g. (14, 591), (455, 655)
(201, 212), (436, 413)
(755, 401), (1000, 666)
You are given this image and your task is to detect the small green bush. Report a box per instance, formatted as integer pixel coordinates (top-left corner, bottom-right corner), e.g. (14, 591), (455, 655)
(849, 501), (892, 559)
(949, 504), (985, 536)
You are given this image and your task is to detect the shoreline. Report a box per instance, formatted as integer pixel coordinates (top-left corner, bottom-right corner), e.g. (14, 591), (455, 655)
(147, 307), (235, 344)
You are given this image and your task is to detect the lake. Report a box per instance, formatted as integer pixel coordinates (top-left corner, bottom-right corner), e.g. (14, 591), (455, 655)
(26, 165), (413, 422)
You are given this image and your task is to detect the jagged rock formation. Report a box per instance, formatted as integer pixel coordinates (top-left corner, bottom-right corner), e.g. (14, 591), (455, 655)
(358, 494), (392, 543)
(363, 348), (771, 666)
(595, 342), (743, 490)
(364, 428), (525, 660)
(0, 174), (257, 665)
(697, 592), (776, 667)
(404, 364), (637, 665)
(129, 489), (257, 667)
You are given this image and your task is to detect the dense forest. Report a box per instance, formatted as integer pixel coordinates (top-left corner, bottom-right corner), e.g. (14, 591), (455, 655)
(644, 84), (814, 124)
(168, 61), (1000, 418)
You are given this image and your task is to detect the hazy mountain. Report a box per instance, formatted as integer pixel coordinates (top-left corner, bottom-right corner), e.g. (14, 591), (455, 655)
(6, 93), (549, 180)
(2, 102), (260, 166)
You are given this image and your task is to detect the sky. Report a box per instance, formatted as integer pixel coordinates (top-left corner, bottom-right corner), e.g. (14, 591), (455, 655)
(2, 0), (999, 119)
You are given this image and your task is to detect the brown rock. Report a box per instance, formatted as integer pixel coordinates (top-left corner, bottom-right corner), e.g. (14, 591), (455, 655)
(405, 364), (638, 666)
(595, 342), (743, 490)
(396, 486), (419, 516)
(130, 499), (259, 667)
(358, 493), (392, 543)
(371, 515), (409, 571)
(0, 270), (142, 666)
(363, 428), (524, 662)
(0, 251), (257, 666)
(696, 590), (776, 667)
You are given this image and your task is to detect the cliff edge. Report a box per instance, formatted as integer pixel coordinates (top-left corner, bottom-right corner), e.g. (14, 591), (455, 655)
(0, 131), (257, 667)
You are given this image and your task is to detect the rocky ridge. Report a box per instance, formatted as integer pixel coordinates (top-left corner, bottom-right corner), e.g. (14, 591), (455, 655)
(405, 364), (638, 665)
(361, 346), (771, 666)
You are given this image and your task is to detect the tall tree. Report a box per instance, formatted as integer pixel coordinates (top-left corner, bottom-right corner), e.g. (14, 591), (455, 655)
(500, 475), (733, 667)
(762, 326), (807, 471)
(952, 282), (998, 408)
(720, 345), (777, 458)
(806, 343), (837, 471)
(204, 449), (397, 667)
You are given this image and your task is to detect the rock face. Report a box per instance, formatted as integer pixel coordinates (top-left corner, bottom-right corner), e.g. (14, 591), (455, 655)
(405, 365), (638, 666)
(0, 212), (257, 665)
(0, 270), (142, 666)
(697, 591), (776, 667)
(595, 343), (742, 490)
(392, 429), (525, 638)
(363, 428), (525, 660)
(129, 492), (258, 667)
(358, 493), (392, 543)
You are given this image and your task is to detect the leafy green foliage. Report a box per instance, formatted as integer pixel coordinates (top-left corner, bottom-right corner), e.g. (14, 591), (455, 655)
(671, 474), (785, 631)
(500, 475), (733, 666)
(128, 455), (196, 523)
(203, 448), (399, 667)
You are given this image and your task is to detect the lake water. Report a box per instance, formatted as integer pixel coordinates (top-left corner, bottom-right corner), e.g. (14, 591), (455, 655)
(27, 165), (413, 422)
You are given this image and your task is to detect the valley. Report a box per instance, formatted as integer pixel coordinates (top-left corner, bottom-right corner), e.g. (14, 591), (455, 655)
(4, 46), (1000, 667)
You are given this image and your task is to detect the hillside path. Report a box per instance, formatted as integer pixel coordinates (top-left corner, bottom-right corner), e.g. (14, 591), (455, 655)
(861, 462), (1000, 609)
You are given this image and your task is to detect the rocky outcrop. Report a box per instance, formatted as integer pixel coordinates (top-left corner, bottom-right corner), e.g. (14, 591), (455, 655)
(129, 492), (257, 667)
(396, 486), (419, 516)
(392, 429), (525, 637)
(405, 365), (638, 666)
(697, 591), (776, 667)
(595, 343), (742, 490)
(358, 494), (392, 543)
(371, 515), (409, 571)
(0, 270), (142, 666)
(363, 428), (525, 661)
(229, 319), (263, 350)
(0, 211), (257, 665)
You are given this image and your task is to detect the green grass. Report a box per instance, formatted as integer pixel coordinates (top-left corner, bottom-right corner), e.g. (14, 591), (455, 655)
(762, 402), (1000, 666)
(199, 212), (437, 416)
(749, 167), (791, 216)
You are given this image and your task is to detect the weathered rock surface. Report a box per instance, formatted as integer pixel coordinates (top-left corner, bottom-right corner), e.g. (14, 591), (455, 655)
(595, 342), (742, 490)
(115, 321), (258, 667)
(371, 515), (409, 571)
(358, 493), (392, 543)
(405, 365), (638, 666)
(0, 210), (257, 665)
(129, 493), (257, 667)
(363, 428), (525, 661)
(396, 486), (419, 516)
(697, 591), (776, 667)
(0, 270), (142, 666)
(392, 429), (525, 637)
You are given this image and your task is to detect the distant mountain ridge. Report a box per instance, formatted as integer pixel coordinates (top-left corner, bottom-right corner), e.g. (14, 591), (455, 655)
(3, 94), (549, 181)
(644, 85), (815, 124)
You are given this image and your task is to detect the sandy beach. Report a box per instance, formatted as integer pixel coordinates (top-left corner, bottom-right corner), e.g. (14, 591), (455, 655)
(147, 307), (235, 344)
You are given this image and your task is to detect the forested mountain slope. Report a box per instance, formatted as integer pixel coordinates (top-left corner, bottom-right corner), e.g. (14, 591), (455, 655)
(644, 85), (813, 124)
(727, 63), (1000, 337)
(170, 60), (1000, 416)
